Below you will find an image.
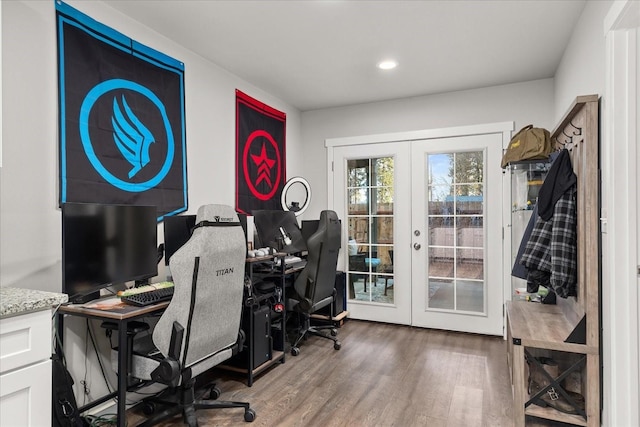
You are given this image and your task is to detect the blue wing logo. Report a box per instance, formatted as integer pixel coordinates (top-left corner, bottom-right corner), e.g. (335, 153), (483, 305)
(111, 95), (156, 178)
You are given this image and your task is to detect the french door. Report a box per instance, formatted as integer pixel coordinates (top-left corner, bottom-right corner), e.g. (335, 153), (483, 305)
(410, 134), (503, 335)
(332, 142), (412, 325)
(328, 123), (510, 335)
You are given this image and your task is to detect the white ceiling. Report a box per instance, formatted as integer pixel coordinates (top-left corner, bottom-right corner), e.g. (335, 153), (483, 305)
(102, 0), (586, 112)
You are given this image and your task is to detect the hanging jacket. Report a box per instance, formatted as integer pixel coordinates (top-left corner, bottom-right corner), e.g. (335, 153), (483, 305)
(519, 149), (577, 298)
(537, 149), (576, 221)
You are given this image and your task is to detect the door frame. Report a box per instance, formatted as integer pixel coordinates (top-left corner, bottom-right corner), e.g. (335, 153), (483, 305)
(603, 1), (640, 425)
(326, 122), (513, 330)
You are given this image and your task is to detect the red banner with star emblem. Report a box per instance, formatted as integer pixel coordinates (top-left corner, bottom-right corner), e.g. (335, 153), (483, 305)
(235, 90), (286, 215)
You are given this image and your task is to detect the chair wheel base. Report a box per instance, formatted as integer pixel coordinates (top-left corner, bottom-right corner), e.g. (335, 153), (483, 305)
(291, 347), (300, 356)
(209, 386), (221, 400)
(334, 341), (341, 350)
(244, 408), (256, 422)
(141, 401), (156, 416)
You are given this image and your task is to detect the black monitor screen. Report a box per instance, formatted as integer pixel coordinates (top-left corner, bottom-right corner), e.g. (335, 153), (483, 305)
(301, 220), (319, 244)
(237, 213), (248, 240)
(252, 210), (307, 253)
(62, 203), (158, 303)
(163, 214), (196, 265)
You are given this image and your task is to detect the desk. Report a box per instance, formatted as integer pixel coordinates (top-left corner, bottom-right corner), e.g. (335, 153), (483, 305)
(58, 299), (169, 427)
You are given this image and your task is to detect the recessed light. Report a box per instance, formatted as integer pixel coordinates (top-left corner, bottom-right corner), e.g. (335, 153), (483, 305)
(377, 60), (398, 70)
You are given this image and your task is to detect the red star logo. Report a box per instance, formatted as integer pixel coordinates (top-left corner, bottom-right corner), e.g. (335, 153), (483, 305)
(251, 143), (276, 187)
(242, 129), (282, 201)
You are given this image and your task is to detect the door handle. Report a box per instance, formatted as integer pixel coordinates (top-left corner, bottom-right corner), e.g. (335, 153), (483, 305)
(413, 243), (421, 250)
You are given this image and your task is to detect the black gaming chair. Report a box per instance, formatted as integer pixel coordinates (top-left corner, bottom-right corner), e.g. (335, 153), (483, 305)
(286, 210), (342, 356)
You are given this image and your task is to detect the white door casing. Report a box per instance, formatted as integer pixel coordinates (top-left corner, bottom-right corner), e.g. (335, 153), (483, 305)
(603, 1), (640, 426)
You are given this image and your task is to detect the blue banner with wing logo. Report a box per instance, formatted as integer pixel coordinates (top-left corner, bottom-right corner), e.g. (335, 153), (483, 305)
(56, 1), (187, 220)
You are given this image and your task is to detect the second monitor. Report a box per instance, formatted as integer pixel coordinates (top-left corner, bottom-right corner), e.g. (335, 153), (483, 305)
(163, 214), (196, 266)
(252, 210), (307, 254)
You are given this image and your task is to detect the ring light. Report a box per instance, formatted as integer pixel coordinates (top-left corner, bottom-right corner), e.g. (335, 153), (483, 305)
(281, 177), (311, 216)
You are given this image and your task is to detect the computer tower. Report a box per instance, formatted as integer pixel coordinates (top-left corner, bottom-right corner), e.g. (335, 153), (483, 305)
(228, 304), (272, 370)
(244, 305), (272, 369)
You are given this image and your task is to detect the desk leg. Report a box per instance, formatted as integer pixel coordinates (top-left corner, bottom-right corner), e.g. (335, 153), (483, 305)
(248, 306), (254, 387)
(280, 267), (286, 364)
(116, 319), (128, 427)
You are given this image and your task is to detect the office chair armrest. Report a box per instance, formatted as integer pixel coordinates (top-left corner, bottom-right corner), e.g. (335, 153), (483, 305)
(302, 298), (315, 312)
(151, 359), (181, 387)
(231, 329), (246, 357)
(150, 321), (184, 387)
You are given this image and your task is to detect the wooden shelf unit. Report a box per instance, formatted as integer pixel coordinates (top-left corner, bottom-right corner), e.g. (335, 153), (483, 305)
(506, 95), (601, 427)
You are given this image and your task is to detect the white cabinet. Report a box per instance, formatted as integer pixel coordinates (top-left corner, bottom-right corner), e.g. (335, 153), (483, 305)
(0, 309), (53, 426)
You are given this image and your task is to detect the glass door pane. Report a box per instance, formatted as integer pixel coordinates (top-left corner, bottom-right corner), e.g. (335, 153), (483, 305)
(347, 157), (394, 304)
(426, 151), (485, 313)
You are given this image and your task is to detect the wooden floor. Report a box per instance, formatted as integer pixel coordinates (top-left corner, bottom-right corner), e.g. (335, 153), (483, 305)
(126, 319), (519, 426)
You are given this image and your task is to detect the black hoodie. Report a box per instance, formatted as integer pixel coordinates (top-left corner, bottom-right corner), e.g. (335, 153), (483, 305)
(536, 149), (577, 221)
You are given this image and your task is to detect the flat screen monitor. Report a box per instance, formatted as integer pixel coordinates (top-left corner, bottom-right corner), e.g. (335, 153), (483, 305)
(163, 214), (196, 266)
(300, 220), (319, 244)
(62, 203), (158, 303)
(252, 210), (307, 253)
(237, 213), (248, 241)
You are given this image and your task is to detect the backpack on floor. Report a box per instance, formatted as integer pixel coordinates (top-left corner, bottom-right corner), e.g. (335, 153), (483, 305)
(52, 354), (88, 427)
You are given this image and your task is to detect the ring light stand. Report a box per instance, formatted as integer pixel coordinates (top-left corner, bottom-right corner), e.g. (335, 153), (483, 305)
(281, 177), (311, 217)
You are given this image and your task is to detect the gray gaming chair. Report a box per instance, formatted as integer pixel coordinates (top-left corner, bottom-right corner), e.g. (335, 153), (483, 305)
(122, 205), (255, 426)
(286, 210), (342, 356)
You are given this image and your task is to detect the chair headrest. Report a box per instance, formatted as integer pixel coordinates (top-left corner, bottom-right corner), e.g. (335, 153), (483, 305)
(195, 204), (239, 224)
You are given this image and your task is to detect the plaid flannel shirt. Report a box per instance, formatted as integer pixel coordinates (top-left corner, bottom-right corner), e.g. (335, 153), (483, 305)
(519, 187), (577, 298)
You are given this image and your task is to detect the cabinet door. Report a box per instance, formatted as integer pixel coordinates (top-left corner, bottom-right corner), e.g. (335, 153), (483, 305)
(0, 310), (51, 373)
(0, 360), (52, 426)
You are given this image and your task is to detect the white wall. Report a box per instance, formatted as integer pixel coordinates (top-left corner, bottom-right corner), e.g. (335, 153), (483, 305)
(554, 2), (636, 426)
(300, 78), (555, 218)
(0, 0), (302, 407)
(554, 0), (612, 121)
(0, 0), (302, 292)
